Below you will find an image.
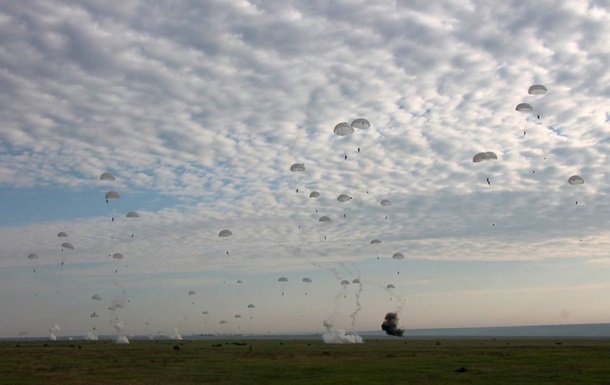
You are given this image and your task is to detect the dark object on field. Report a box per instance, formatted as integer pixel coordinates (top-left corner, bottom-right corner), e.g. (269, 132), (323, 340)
(381, 312), (404, 337)
(455, 366), (467, 373)
(212, 344), (222, 347)
(173, 345), (180, 351)
(231, 342), (247, 346)
(279, 342), (284, 345)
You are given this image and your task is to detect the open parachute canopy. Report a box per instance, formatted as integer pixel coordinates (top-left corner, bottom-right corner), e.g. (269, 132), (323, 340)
(105, 191), (120, 200)
(61, 242), (74, 250)
(515, 103), (533, 112)
(473, 151), (498, 163)
(337, 194), (351, 202)
(333, 122), (354, 136)
(351, 118), (370, 130)
(91, 294), (102, 301)
(318, 215), (331, 223)
(370, 239), (382, 244)
(112, 253), (124, 260)
(218, 229), (233, 237)
(392, 252), (405, 260)
(528, 84), (547, 95)
(188, 290), (196, 295)
(290, 163), (305, 172)
(352, 278), (361, 284)
(27, 253), (39, 260)
(340, 280), (350, 286)
(247, 304), (256, 309)
(302, 277), (312, 283)
(278, 277), (288, 282)
(380, 199), (392, 207)
(126, 211), (140, 218)
(568, 175), (584, 185)
(100, 172), (116, 181)
(386, 284), (395, 289)
(309, 191), (320, 198)
(57, 232), (68, 238)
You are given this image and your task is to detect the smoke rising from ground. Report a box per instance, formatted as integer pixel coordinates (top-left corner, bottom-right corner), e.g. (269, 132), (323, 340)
(322, 320), (363, 344)
(381, 312), (404, 337)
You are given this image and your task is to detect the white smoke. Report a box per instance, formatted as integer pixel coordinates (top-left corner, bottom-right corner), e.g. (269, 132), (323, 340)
(49, 323), (60, 340)
(84, 331), (98, 340)
(116, 335), (130, 344)
(322, 320), (363, 344)
(171, 328), (183, 340)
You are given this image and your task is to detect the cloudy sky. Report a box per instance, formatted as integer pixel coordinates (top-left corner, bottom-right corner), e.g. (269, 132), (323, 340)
(1, 0), (610, 339)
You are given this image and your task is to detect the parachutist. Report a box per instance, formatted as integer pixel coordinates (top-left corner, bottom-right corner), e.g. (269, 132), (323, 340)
(296, 189), (298, 193)
(486, 177), (491, 186)
(112, 217), (114, 222)
(106, 200), (109, 204)
(537, 115), (540, 119)
(344, 155), (347, 160)
(357, 148), (360, 153)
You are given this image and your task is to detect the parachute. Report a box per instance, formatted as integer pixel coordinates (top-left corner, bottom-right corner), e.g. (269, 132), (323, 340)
(472, 152), (498, 163)
(392, 252), (404, 260)
(100, 172), (116, 181)
(515, 103), (533, 112)
(340, 280), (350, 286)
(337, 194), (351, 202)
(309, 191), (320, 198)
(380, 199), (392, 207)
(219, 320), (228, 324)
(352, 278), (361, 284)
(290, 163), (305, 172)
(386, 284), (395, 289)
(112, 253), (124, 260)
(318, 216), (331, 223)
(126, 211), (140, 218)
(57, 232), (68, 238)
(302, 277), (312, 283)
(61, 242), (74, 250)
(27, 253), (39, 260)
(91, 294), (102, 301)
(333, 122), (354, 136)
(350, 118), (370, 130)
(188, 290), (196, 295)
(105, 191), (120, 200)
(278, 277), (288, 282)
(370, 239), (382, 244)
(247, 304), (255, 309)
(568, 175), (584, 185)
(218, 229), (232, 237)
(528, 84), (547, 95)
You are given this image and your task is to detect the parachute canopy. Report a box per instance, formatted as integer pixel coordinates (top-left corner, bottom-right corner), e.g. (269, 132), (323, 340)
(302, 277), (312, 283)
(340, 280), (350, 286)
(219, 320), (228, 324)
(236, 280), (243, 284)
(473, 152), (498, 163)
(234, 314), (242, 319)
(61, 242), (74, 250)
(202, 311), (209, 315)
(380, 199), (392, 207)
(27, 253), (39, 260)
(218, 229), (232, 237)
(386, 284), (395, 289)
(352, 278), (361, 284)
(528, 84), (547, 95)
(57, 232), (68, 238)
(351, 118), (370, 130)
(334, 122), (354, 136)
(188, 290), (196, 295)
(515, 103), (533, 112)
(100, 172), (116, 181)
(247, 304), (255, 309)
(392, 252), (405, 260)
(126, 211), (140, 218)
(337, 194), (351, 202)
(309, 191), (320, 198)
(91, 294), (102, 301)
(112, 253), (124, 260)
(278, 277), (288, 282)
(370, 239), (382, 245)
(105, 191), (120, 200)
(318, 216), (331, 223)
(568, 175), (584, 185)
(290, 163), (305, 172)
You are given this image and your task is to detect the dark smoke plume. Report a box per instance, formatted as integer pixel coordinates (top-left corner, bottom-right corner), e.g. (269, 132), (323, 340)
(381, 312), (403, 337)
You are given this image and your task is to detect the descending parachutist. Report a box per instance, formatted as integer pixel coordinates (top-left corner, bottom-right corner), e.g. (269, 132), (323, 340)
(524, 131), (526, 136)
(344, 155), (347, 160)
(112, 217), (114, 222)
(575, 201), (578, 206)
(106, 200), (109, 204)
(537, 115), (540, 119)
(486, 178), (491, 186)
(296, 189), (299, 194)
(226, 251), (229, 255)
(357, 148), (360, 153)
(343, 214), (346, 218)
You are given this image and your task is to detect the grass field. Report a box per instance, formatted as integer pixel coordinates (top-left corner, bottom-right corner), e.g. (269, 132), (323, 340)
(2, 338), (610, 384)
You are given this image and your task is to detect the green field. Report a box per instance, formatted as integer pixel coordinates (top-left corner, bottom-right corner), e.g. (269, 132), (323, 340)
(2, 338), (610, 385)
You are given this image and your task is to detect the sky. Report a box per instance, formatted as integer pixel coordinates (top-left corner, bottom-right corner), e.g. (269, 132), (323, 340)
(1, 0), (610, 339)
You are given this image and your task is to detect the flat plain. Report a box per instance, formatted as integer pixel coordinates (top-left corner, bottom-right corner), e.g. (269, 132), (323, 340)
(2, 338), (610, 385)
